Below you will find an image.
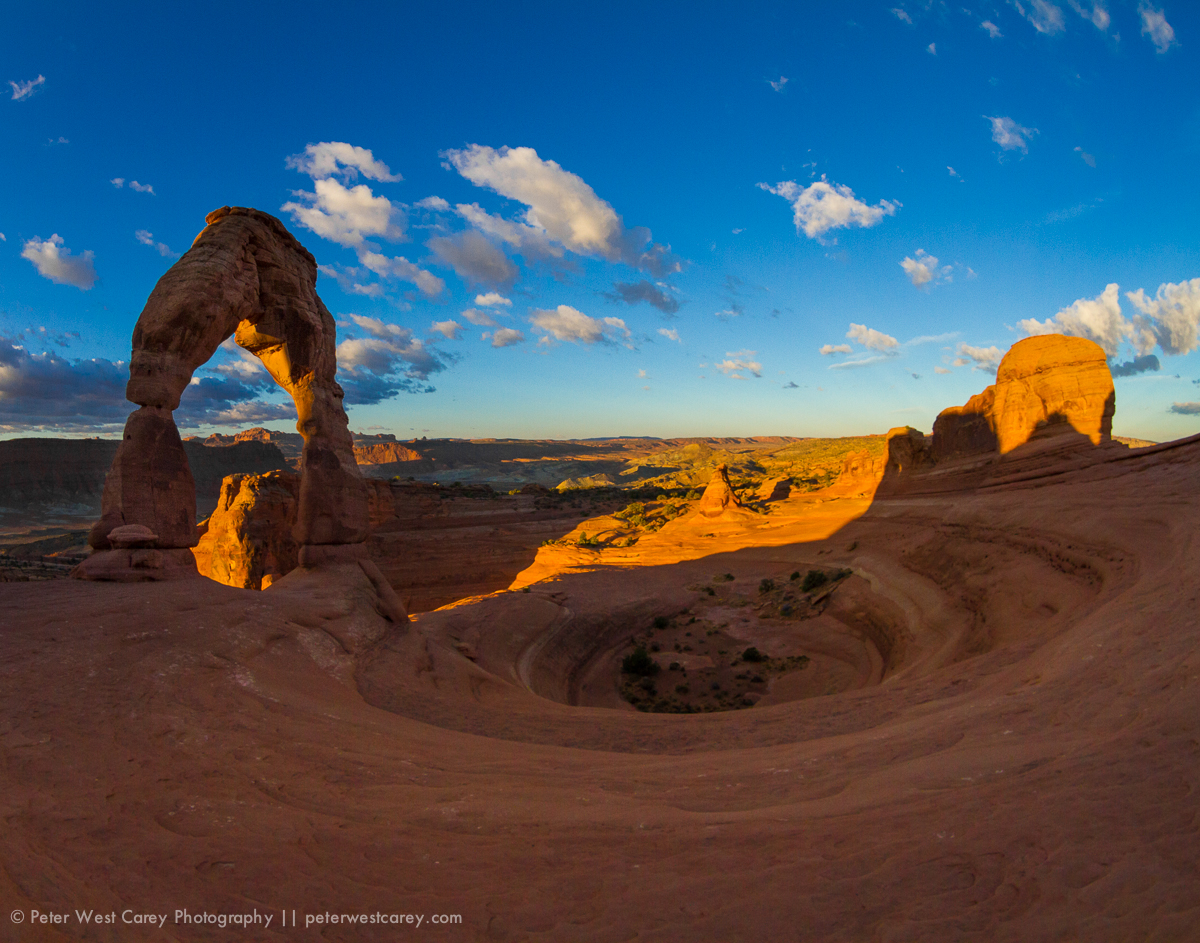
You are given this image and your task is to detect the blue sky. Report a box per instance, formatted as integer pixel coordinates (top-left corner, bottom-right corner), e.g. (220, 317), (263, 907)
(2, 0), (1199, 441)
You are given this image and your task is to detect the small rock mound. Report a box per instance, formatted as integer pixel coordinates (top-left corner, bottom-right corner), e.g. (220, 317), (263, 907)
(697, 464), (743, 518)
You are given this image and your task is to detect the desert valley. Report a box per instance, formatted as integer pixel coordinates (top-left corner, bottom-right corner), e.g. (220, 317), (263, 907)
(1, 205), (1199, 941)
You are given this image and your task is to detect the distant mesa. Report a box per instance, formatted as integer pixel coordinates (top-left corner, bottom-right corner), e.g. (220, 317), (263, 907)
(932, 335), (1115, 462)
(353, 441), (423, 465)
(557, 474), (616, 491)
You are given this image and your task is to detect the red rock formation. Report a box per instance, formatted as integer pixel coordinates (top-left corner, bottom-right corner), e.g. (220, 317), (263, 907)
(933, 336), (1115, 461)
(192, 471), (300, 590)
(75, 208), (385, 610)
(884, 426), (935, 476)
(696, 464), (743, 517)
(354, 442), (423, 464)
(755, 477), (791, 502)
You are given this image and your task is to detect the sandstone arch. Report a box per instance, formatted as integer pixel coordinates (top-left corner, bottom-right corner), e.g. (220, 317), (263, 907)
(76, 206), (370, 582)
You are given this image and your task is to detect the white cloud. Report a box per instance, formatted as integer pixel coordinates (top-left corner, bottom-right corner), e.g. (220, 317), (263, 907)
(986, 115), (1038, 154)
(454, 202), (562, 261)
(442, 144), (681, 276)
(1012, 0), (1066, 34)
(430, 320), (461, 340)
(427, 230), (518, 289)
(820, 343), (853, 355)
(637, 369), (648, 378)
(21, 235), (97, 290)
(758, 176), (898, 241)
(0, 233), (5, 241)
(953, 343), (1004, 371)
(128, 181), (154, 194)
(9, 75), (45, 101)
(847, 323), (900, 351)
(475, 292), (512, 308)
(530, 305), (631, 346)
(317, 264), (385, 298)
(1017, 283), (1128, 356)
(769, 76), (789, 92)
(1139, 3), (1177, 52)
(900, 249), (953, 287)
(334, 318), (446, 403)
(1074, 146), (1097, 167)
(285, 142), (402, 182)
(1127, 279), (1200, 356)
(715, 350), (763, 379)
(948, 166), (962, 180)
(658, 327), (681, 343)
(416, 196), (450, 211)
(110, 178), (124, 188)
(981, 20), (1003, 37)
(461, 308), (498, 327)
(1067, 0), (1110, 30)
(927, 42), (937, 55)
(282, 177), (400, 249)
(892, 8), (912, 23)
(358, 250), (444, 297)
(490, 328), (525, 348)
(934, 366), (953, 374)
(135, 230), (177, 258)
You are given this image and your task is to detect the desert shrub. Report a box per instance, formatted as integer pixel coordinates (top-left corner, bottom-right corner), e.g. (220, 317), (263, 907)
(801, 569), (828, 592)
(742, 647), (764, 662)
(790, 571), (800, 581)
(622, 647), (660, 676)
(702, 586), (715, 596)
(576, 532), (601, 548)
(669, 661), (681, 671)
(759, 578), (776, 594)
(835, 568), (853, 580)
(653, 616), (669, 629)
(675, 684), (690, 695)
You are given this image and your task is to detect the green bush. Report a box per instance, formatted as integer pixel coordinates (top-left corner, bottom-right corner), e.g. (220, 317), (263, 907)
(801, 569), (828, 592)
(790, 571), (801, 581)
(742, 647), (764, 662)
(622, 647), (660, 676)
(759, 578), (776, 594)
(653, 616), (669, 629)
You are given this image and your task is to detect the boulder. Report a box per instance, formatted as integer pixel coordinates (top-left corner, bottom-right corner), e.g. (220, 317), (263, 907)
(192, 471), (300, 591)
(933, 335), (1114, 461)
(697, 464), (743, 517)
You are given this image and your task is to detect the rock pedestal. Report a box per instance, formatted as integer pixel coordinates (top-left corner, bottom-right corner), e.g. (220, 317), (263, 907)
(697, 464), (743, 518)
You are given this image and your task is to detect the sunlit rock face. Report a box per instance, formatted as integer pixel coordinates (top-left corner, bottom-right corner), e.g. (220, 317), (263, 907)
(192, 471), (300, 591)
(696, 463), (743, 517)
(932, 335), (1115, 461)
(76, 206), (370, 582)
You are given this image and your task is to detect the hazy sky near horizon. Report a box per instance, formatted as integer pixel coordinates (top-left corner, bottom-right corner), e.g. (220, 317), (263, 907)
(3, 1), (1199, 442)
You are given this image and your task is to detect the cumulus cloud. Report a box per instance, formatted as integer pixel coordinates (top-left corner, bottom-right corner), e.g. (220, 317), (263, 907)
(530, 305), (631, 346)
(820, 343), (853, 355)
(489, 328), (525, 348)
(358, 250), (445, 297)
(282, 177), (400, 249)
(442, 144), (682, 276)
(21, 235), (97, 289)
(1139, 3), (1177, 52)
(658, 327), (681, 343)
(317, 263), (385, 298)
(475, 292), (512, 308)
(461, 308), (498, 327)
(1110, 354), (1161, 377)
(415, 196), (449, 211)
(1013, 0), (1066, 34)
(900, 249), (951, 287)
(1127, 279), (1200, 356)
(986, 116), (1038, 154)
(605, 279), (680, 315)
(285, 142), (402, 182)
(757, 176), (898, 241)
(0, 337), (129, 430)
(714, 350), (763, 379)
(430, 320), (461, 340)
(1170, 402), (1200, 415)
(981, 19), (1003, 37)
(427, 230), (519, 290)
(847, 323), (900, 351)
(1067, 0), (1110, 30)
(335, 317), (448, 404)
(175, 374), (293, 427)
(135, 230), (177, 258)
(454, 202), (562, 262)
(9, 75), (45, 101)
(1018, 283), (1127, 356)
(953, 343), (1004, 371)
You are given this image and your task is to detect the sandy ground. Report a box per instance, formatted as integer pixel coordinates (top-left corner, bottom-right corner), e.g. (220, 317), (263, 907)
(2, 435), (1199, 941)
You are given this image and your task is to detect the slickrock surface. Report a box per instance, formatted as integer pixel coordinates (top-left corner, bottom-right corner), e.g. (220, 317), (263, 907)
(933, 335), (1115, 460)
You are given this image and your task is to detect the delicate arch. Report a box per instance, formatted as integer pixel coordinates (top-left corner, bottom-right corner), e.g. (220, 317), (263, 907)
(78, 206), (368, 580)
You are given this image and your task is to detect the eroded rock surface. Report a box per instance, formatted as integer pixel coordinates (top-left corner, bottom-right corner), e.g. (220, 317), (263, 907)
(697, 463), (743, 517)
(933, 335), (1115, 461)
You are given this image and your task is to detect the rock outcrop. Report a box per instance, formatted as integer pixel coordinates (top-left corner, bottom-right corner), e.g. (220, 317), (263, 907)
(75, 207), (386, 612)
(354, 442), (423, 465)
(884, 427), (935, 477)
(755, 477), (791, 502)
(192, 471), (300, 590)
(933, 335), (1115, 461)
(697, 464), (743, 517)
